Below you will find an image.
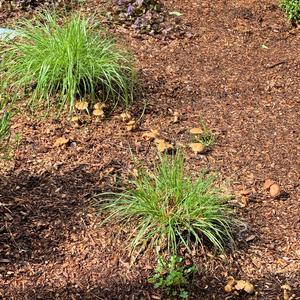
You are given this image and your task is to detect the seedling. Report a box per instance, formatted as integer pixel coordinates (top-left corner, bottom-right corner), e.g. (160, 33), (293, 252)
(189, 120), (216, 151)
(149, 255), (196, 299)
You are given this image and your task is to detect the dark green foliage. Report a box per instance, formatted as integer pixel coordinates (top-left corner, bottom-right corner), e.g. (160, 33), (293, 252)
(280, 0), (300, 23)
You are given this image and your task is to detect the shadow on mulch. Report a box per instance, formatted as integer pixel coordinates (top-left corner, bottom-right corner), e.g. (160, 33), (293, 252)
(0, 166), (102, 268)
(7, 280), (155, 300)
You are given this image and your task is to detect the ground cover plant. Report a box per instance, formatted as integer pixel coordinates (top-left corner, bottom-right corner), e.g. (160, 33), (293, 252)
(99, 152), (236, 255)
(0, 12), (135, 113)
(280, 0), (300, 23)
(105, 0), (188, 37)
(148, 255), (197, 299)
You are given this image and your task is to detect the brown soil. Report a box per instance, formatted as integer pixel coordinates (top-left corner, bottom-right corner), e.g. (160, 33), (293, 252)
(1, 0), (300, 299)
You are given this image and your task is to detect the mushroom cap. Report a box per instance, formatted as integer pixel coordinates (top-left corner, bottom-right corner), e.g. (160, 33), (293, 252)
(127, 120), (136, 125)
(235, 280), (246, 291)
(93, 109), (104, 117)
(190, 127), (203, 135)
(94, 102), (105, 110)
(71, 116), (80, 122)
(281, 284), (292, 290)
(156, 139), (173, 152)
(270, 183), (281, 197)
(75, 101), (88, 110)
(189, 142), (205, 154)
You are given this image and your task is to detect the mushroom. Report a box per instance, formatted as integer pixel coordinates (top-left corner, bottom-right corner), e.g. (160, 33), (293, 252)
(155, 139), (173, 153)
(189, 127), (203, 135)
(224, 276), (236, 293)
(71, 116), (80, 122)
(281, 284), (292, 300)
(126, 120), (136, 131)
(75, 101), (88, 111)
(269, 183), (281, 197)
(94, 102), (105, 110)
(189, 143), (205, 154)
(263, 179), (274, 190)
(173, 111), (180, 123)
(93, 109), (104, 117)
(120, 112), (131, 122)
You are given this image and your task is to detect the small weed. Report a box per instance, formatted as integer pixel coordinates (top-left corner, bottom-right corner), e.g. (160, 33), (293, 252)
(0, 12), (135, 114)
(190, 119), (216, 150)
(149, 255), (196, 299)
(280, 0), (300, 24)
(99, 151), (236, 256)
(197, 120), (215, 148)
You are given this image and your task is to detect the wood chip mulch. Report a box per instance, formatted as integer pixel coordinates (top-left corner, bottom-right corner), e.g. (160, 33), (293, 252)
(0, 0), (300, 299)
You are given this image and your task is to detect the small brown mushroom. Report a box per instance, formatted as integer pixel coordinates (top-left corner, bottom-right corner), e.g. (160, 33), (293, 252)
(93, 102), (105, 110)
(189, 127), (203, 135)
(270, 183), (281, 197)
(93, 109), (104, 117)
(281, 284), (292, 300)
(189, 143), (205, 154)
(75, 101), (88, 111)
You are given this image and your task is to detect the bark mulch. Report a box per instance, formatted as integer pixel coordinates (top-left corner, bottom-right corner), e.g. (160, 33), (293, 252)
(0, 0), (300, 299)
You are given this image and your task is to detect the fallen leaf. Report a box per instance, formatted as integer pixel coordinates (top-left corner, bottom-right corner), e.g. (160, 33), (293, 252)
(189, 143), (205, 154)
(189, 127), (203, 135)
(245, 235), (256, 242)
(270, 184), (281, 197)
(54, 137), (69, 147)
(75, 101), (88, 111)
(263, 179), (274, 190)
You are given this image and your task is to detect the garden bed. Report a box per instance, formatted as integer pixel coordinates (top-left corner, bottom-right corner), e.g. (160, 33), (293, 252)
(0, 0), (300, 299)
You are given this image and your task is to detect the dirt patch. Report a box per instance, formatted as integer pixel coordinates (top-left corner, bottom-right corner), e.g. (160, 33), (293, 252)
(0, 0), (300, 299)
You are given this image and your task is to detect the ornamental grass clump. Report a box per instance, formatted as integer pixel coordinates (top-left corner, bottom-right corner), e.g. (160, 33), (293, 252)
(280, 0), (300, 23)
(99, 152), (236, 255)
(0, 13), (135, 112)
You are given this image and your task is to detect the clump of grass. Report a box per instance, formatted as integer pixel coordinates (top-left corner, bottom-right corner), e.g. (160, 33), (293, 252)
(0, 12), (135, 113)
(0, 97), (12, 142)
(280, 0), (300, 24)
(99, 152), (236, 255)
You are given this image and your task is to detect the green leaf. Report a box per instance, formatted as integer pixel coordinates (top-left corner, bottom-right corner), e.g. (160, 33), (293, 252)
(169, 11), (182, 17)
